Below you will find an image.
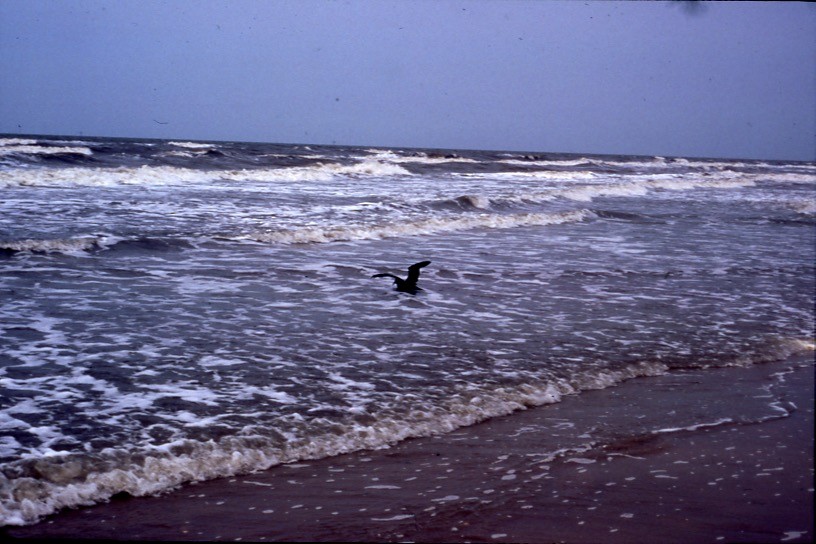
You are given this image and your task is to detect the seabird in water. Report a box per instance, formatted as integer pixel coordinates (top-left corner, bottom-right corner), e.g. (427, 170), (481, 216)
(371, 261), (431, 294)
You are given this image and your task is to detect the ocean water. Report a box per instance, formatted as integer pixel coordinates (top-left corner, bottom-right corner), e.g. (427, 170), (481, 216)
(0, 135), (813, 526)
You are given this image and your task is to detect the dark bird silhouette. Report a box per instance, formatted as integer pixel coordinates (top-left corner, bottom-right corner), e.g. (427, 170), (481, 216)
(372, 261), (431, 294)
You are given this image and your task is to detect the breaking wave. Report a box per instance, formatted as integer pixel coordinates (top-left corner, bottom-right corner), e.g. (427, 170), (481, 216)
(0, 236), (195, 257)
(0, 144), (93, 158)
(0, 160), (412, 188)
(4, 334), (810, 527)
(168, 141), (215, 149)
(0, 235), (119, 256)
(506, 174), (759, 204)
(0, 358), (671, 526)
(245, 210), (592, 244)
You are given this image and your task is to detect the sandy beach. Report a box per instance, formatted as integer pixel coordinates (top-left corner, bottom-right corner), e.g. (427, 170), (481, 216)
(3, 354), (812, 543)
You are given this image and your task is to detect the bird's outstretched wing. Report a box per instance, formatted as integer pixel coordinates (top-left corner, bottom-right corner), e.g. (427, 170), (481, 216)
(371, 273), (400, 280)
(405, 261), (431, 284)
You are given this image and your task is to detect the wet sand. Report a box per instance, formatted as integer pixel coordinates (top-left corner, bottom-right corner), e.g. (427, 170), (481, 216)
(3, 355), (813, 543)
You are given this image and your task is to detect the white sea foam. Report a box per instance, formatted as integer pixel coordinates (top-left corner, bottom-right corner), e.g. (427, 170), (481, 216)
(652, 418), (734, 434)
(198, 355), (246, 367)
(371, 514), (414, 521)
(781, 530), (808, 542)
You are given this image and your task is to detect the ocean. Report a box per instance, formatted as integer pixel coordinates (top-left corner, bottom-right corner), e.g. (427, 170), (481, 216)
(0, 135), (813, 527)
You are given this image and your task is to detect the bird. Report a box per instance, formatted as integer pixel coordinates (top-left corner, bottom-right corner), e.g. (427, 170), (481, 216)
(371, 261), (431, 294)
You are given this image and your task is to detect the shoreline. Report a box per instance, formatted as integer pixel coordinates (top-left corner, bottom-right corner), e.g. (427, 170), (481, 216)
(4, 355), (813, 542)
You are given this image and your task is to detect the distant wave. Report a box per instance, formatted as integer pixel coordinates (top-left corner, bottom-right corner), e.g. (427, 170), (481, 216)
(591, 209), (661, 223)
(789, 199), (816, 215)
(430, 194), (492, 210)
(366, 150), (479, 165)
(161, 141), (218, 158)
(0, 143), (93, 158)
(557, 175), (758, 202)
(0, 138), (38, 146)
(0, 235), (116, 256)
(760, 172), (816, 184)
(0, 165), (205, 188)
(168, 141), (215, 149)
(0, 160), (412, 188)
(498, 155), (816, 175)
(1, 212), (590, 255)
(0, 236), (193, 256)
(458, 170), (597, 181)
(499, 157), (597, 168)
(243, 209), (592, 244)
(0, 211), (588, 254)
(431, 172), (760, 209)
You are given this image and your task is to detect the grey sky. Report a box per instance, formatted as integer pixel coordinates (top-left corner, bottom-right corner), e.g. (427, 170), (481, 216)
(1, 0), (814, 160)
